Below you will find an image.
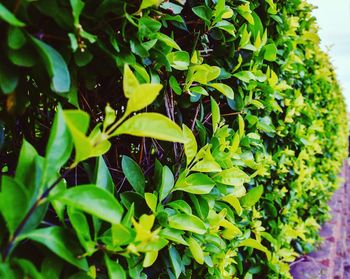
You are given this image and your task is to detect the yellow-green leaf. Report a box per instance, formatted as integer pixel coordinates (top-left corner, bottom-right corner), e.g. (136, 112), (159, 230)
(123, 64), (140, 98)
(143, 251), (158, 267)
(112, 113), (185, 143)
(238, 238), (271, 260)
(182, 124), (197, 166)
(221, 194), (243, 216)
(125, 83), (163, 116)
(188, 237), (204, 264)
(168, 214), (206, 234)
(145, 192), (157, 213)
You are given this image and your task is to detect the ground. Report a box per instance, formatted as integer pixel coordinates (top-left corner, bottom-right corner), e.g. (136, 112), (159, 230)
(290, 162), (350, 278)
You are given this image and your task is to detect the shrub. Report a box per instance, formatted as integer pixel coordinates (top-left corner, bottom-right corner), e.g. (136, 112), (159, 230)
(0, 0), (348, 278)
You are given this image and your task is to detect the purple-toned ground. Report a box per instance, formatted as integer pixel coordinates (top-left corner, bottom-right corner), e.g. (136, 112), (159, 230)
(290, 162), (350, 279)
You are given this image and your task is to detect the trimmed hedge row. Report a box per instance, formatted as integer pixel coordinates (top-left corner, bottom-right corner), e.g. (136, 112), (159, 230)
(0, 0), (348, 278)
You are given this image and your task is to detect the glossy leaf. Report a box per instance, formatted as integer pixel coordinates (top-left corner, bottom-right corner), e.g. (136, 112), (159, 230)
(30, 36), (70, 93)
(0, 176), (28, 235)
(125, 83), (163, 117)
(188, 237), (204, 264)
(210, 97), (220, 133)
(222, 194), (243, 216)
(122, 155), (145, 194)
(168, 214), (206, 234)
(23, 226), (88, 270)
(145, 193), (157, 213)
(52, 185), (124, 224)
(143, 251), (158, 267)
(214, 167), (249, 187)
(112, 113), (185, 143)
(238, 238), (271, 260)
(0, 3), (25, 26)
(159, 165), (174, 202)
(240, 185), (264, 208)
(174, 173), (215, 194)
(105, 256), (126, 279)
(45, 106), (72, 173)
(123, 64), (140, 98)
(182, 124), (197, 166)
(167, 51), (189, 70)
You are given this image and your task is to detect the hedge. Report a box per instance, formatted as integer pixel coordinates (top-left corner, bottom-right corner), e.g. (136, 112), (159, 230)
(0, 0), (348, 278)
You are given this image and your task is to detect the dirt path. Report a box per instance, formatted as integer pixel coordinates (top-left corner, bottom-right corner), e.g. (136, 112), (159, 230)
(290, 162), (350, 279)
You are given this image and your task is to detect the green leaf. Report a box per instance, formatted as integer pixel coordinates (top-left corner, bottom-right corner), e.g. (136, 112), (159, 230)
(143, 251), (158, 267)
(234, 71), (256, 83)
(167, 51), (190, 70)
(169, 246), (183, 278)
(208, 83), (234, 99)
(15, 140), (38, 186)
(192, 6), (212, 25)
(112, 113), (185, 143)
(238, 238), (271, 260)
(123, 64), (140, 98)
(94, 156), (115, 193)
(145, 193), (157, 213)
(70, 0), (84, 27)
(169, 76), (182, 95)
(160, 228), (188, 245)
(0, 3), (25, 26)
(210, 97), (220, 133)
(221, 194), (243, 216)
(174, 173), (215, 194)
(139, 0), (160, 10)
(7, 27), (26, 49)
(182, 124), (197, 166)
(67, 207), (95, 255)
(168, 214), (206, 234)
(188, 237), (204, 264)
(23, 226), (88, 270)
(111, 224), (133, 246)
(238, 114), (245, 138)
(240, 185), (263, 208)
(30, 36), (70, 93)
(103, 104), (116, 131)
(41, 256), (63, 279)
(105, 256), (126, 279)
(168, 200), (192, 215)
(264, 43), (277, 61)
(156, 33), (181, 50)
(8, 48), (36, 67)
(52, 185), (124, 224)
(125, 83), (163, 117)
(63, 110), (91, 164)
(0, 176), (28, 235)
(214, 20), (235, 36)
(237, 4), (254, 25)
(45, 106), (72, 173)
(12, 258), (43, 279)
(190, 86), (208, 96)
(159, 165), (174, 202)
(0, 62), (18, 94)
(212, 167), (249, 187)
(121, 155), (145, 194)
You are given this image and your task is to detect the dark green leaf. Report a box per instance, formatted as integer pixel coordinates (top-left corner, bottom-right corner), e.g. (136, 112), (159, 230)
(121, 155), (145, 194)
(30, 36), (70, 93)
(23, 226), (88, 270)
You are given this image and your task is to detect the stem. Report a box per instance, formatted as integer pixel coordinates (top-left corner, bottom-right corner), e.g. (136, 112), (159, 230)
(2, 168), (73, 262)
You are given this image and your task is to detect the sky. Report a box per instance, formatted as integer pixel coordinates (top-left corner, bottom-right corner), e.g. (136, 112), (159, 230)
(308, 0), (350, 112)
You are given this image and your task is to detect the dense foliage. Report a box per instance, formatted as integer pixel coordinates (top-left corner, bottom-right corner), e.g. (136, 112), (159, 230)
(0, 0), (348, 278)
